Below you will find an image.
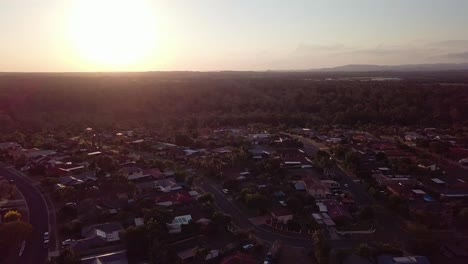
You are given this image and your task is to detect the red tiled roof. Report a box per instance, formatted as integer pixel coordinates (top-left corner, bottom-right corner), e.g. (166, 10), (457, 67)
(221, 252), (258, 264)
(271, 207), (292, 217)
(371, 142), (396, 150)
(303, 176), (329, 192)
(155, 191), (194, 204)
(383, 149), (414, 158)
(142, 168), (163, 178)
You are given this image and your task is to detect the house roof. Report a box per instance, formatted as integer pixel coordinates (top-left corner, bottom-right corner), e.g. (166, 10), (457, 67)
(343, 254), (373, 264)
(172, 215), (192, 225)
(82, 222), (124, 238)
(142, 168), (163, 178)
(303, 176), (330, 193)
(221, 252), (258, 264)
(293, 180), (307, 190)
(121, 166), (142, 175)
(377, 255), (430, 264)
(271, 207), (292, 217)
(155, 191), (194, 205)
(323, 199), (352, 220)
(81, 251), (128, 264)
(70, 236), (107, 253)
(177, 247), (196, 260)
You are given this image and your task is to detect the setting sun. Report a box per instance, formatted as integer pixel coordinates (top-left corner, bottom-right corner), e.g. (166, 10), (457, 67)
(68, 0), (157, 69)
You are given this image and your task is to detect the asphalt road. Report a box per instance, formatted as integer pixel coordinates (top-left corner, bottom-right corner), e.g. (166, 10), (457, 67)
(195, 179), (315, 248)
(291, 134), (373, 205)
(0, 166), (49, 264)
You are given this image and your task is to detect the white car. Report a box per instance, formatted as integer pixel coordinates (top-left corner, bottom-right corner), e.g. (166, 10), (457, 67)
(279, 201), (287, 207)
(242, 244), (254, 250)
(62, 239), (75, 246)
(43, 232), (49, 240)
(343, 184), (349, 188)
(222, 189), (229, 194)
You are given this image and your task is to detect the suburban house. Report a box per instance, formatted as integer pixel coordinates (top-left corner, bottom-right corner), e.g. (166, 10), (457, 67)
(377, 255), (430, 264)
(303, 176), (331, 198)
(57, 171), (97, 187)
(69, 222), (124, 256)
(155, 191), (195, 207)
(323, 199), (352, 222)
(166, 214), (192, 234)
(221, 251), (258, 264)
(405, 132), (425, 142)
(154, 178), (182, 192)
(0, 142), (21, 150)
(270, 208), (293, 224)
(81, 250), (128, 264)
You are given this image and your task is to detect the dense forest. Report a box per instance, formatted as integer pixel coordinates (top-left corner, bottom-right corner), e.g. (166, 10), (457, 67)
(0, 72), (467, 133)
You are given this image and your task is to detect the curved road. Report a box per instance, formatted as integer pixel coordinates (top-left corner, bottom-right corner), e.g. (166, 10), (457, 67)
(1, 166), (48, 264)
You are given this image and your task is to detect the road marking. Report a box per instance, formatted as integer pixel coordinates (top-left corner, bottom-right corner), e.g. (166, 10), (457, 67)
(18, 240), (26, 256)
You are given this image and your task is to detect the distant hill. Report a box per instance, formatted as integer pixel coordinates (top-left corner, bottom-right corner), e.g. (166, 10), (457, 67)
(313, 63), (468, 72)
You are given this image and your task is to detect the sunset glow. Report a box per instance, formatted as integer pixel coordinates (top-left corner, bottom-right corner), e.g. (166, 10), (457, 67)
(67, 0), (157, 69)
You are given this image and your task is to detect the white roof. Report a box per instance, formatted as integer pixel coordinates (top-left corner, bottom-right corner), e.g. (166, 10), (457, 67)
(156, 201), (173, 207)
(106, 231), (120, 242)
(285, 161), (301, 165)
(378, 167), (390, 171)
(316, 203), (328, 212)
(184, 149), (199, 155)
(393, 256), (419, 263)
(134, 218), (144, 226)
(205, 250), (220, 260)
(312, 213), (323, 220)
(172, 215), (192, 225)
(412, 189), (426, 195)
(188, 190), (200, 197)
(431, 178), (445, 184)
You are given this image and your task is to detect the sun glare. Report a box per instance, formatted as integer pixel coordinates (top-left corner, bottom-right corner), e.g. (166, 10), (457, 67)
(68, 0), (157, 69)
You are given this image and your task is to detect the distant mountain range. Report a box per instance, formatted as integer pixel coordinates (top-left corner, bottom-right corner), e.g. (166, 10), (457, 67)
(310, 63), (468, 72)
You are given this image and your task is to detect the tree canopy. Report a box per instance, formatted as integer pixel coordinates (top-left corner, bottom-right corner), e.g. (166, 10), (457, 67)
(0, 73), (467, 133)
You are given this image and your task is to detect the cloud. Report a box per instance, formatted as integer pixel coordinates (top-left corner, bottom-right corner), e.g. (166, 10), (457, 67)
(265, 40), (468, 70)
(295, 43), (346, 53)
(431, 51), (468, 62)
(427, 40), (468, 49)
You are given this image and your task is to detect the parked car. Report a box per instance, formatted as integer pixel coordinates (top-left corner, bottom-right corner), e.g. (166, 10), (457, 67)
(222, 189), (229, 194)
(242, 244), (254, 251)
(61, 239), (75, 247)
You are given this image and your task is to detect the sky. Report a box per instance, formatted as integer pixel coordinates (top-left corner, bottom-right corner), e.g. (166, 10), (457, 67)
(1, 0), (468, 72)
